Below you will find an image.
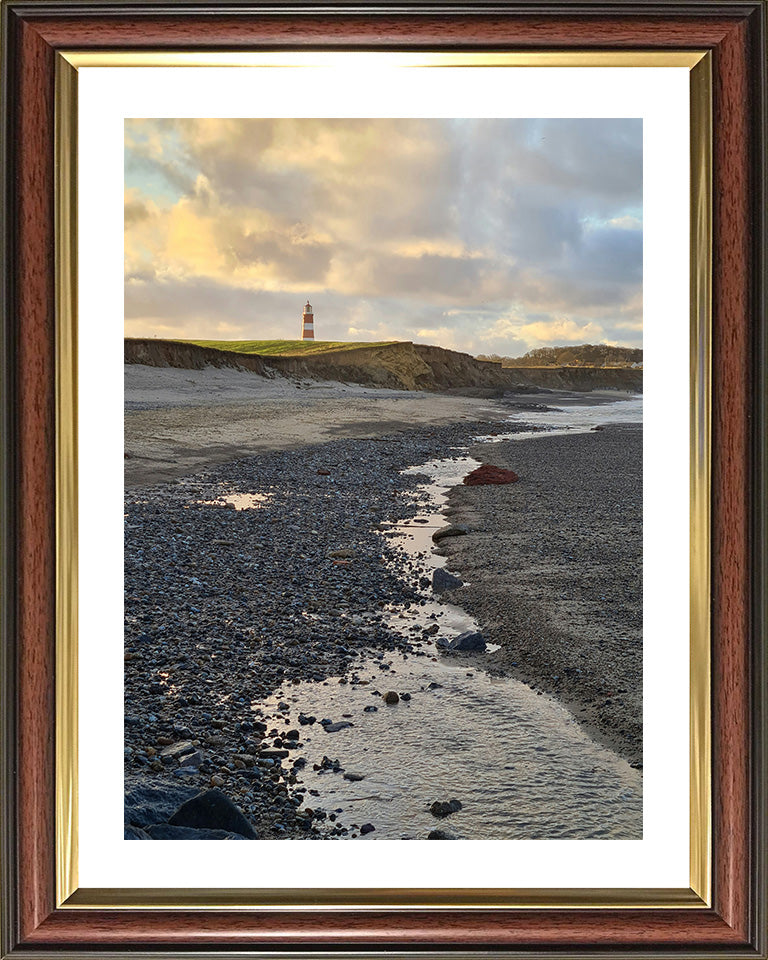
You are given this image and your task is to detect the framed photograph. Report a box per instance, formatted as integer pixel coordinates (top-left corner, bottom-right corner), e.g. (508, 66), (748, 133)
(1, 2), (766, 956)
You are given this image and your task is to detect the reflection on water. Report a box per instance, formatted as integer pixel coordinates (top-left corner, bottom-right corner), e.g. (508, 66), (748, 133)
(262, 650), (642, 840)
(476, 395), (643, 443)
(193, 492), (271, 511)
(257, 402), (643, 840)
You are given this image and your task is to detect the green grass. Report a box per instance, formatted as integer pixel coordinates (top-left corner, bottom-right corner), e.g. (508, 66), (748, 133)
(177, 339), (397, 358)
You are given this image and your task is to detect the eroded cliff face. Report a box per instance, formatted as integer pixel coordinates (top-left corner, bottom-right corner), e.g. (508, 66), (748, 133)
(125, 339), (270, 376)
(501, 366), (643, 393)
(125, 339), (642, 394)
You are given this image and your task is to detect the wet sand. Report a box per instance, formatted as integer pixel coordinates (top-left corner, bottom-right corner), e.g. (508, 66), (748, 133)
(124, 366), (642, 837)
(438, 425), (643, 766)
(125, 364), (508, 487)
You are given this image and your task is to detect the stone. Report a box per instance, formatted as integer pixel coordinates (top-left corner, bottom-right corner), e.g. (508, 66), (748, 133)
(177, 749), (204, 768)
(428, 829), (457, 839)
(323, 721), (354, 733)
(124, 824), (151, 840)
(328, 548), (355, 559)
(343, 772), (365, 782)
(124, 781), (198, 829)
(360, 823), (375, 835)
(433, 568), (463, 594)
(463, 464), (519, 486)
(430, 799), (462, 818)
(383, 691), (399, 705)
(168, 788), (258, 839)
(432, 525), (468, 543)
(448, 631), (487, 652)
(145, 823), (247, 840)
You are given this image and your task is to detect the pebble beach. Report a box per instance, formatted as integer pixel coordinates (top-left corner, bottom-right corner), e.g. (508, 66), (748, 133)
(124, 369), (643, 840)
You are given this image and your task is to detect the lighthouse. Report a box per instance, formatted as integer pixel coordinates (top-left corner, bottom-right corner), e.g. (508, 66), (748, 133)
(301, 300), (315, 340)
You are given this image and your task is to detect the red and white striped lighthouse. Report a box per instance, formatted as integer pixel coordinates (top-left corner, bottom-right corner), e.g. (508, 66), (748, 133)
(301, 301), (315, 340)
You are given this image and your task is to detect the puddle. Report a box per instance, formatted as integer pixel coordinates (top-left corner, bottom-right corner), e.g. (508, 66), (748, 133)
(476, 395), (643, 444)
(192, 492), (272, 511)
(258, 396), (644, 839)
(381, 455), (497, 649)
(262, 651), (642, 840)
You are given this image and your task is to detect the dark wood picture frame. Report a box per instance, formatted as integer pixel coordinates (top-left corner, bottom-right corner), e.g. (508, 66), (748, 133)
(1, 1), (766, 955)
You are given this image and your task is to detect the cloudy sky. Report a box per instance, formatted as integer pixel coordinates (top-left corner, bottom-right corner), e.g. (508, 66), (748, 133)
(125, 118), (642, 357)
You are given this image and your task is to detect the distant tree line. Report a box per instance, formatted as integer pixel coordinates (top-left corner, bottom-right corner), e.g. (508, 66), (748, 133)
(477, 344), (643, 367)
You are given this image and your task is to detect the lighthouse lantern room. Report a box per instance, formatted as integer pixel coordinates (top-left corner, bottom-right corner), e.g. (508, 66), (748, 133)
(301, 301), (315, 340)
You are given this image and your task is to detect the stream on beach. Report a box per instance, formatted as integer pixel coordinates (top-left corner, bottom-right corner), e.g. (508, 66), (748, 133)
(258, 395), (643, 840)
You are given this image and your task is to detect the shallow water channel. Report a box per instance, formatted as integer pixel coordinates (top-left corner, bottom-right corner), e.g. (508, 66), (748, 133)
(260, 396), (643, 840)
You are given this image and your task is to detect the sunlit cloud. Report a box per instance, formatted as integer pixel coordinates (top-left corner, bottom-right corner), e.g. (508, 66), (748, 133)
(125, 118), (642, 356)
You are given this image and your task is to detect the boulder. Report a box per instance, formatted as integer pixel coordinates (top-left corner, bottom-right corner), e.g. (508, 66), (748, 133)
(449, 631), (487, 652)
(430, 799), (463, 818)
(146, 823), (247, 840)
(432, 525), (469, 543)
(433, 568), (463, 594)
(124, 781), (199, 829)
(168, 788), (258, 839)
(463, 464), (519, 486)
(124, 824), (151, 840)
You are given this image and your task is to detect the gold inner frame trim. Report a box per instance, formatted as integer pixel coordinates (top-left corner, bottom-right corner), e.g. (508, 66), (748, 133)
(62, 50), (706, 69)
(55, 49), (712, 912)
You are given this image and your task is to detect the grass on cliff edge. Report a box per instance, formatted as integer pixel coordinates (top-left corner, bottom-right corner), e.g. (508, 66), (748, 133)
(179, 339), (397, 357)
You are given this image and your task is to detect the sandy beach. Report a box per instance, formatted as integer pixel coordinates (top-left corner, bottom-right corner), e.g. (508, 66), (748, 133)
(125, 364), (505, 487)
(124, 365), (642, 839)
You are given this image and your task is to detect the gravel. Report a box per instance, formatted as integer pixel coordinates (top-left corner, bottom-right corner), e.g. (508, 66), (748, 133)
(124, 417), (521, 838)
(438, 424), (643, 766)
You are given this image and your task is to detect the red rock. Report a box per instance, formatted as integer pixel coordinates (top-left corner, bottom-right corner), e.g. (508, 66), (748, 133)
(317, 469), (331, 475)
(463, 464), (519, 486)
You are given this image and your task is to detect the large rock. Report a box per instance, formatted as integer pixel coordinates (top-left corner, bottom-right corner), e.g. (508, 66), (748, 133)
(463, 464), (519, 485)
(168, 788), (258, 839)
(124, 824), (151, 840)
(438, 631), (487, 652)
(146, 823), (247, 840)
(124, 781), (199, 829)
(433, 568), (463, 594)
(432, 525), (468, 543)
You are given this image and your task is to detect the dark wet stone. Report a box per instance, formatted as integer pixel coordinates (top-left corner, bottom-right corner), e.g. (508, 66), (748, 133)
(428, 829), (457, 839)
(168, 788), (258, 838)
(430, 799), (462, 818)
(433, 567), (463, 594)
(448, 631), (487, 652)
(146, 823), (247, 840)
(124, 824), (151, 839)
(360, 823), (375, 834)
(124, 781), (198, 828)
(323, 721), (354, 732)
(383, 691), (399, 705)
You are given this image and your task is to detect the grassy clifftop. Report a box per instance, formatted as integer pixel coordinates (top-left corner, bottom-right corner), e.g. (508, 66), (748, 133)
(180, 339), (395, 357)
(126, 338), (642, 394)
